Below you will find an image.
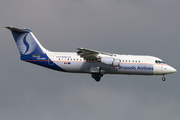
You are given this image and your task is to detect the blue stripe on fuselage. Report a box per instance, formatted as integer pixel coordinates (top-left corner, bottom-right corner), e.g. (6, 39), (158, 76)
(21, 54), (66, 72)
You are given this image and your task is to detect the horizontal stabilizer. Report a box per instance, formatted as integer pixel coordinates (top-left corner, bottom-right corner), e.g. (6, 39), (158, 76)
(6, 26), (29, 33)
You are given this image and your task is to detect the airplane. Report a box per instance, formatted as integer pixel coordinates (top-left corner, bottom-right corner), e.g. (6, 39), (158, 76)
(6, 26), (177, 82)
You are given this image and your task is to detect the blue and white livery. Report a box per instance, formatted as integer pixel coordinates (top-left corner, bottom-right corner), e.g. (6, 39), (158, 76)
(6, 26), (176, 82)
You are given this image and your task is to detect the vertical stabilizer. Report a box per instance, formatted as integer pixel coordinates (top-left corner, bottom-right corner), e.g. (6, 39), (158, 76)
(6, 26), (46, 55)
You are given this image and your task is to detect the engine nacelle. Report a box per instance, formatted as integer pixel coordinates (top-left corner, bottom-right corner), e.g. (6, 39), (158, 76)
(100, 57), (120, 67)
(113, 58), (120, 67)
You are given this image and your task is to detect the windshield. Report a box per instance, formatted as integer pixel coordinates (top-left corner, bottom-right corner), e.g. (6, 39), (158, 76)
(155, 60), (165, 64)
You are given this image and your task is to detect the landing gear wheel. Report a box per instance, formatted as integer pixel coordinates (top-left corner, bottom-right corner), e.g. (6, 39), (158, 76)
(91, 73), (103, 82)
(162, 77), (166, 81)
(95, 77), (100, 82)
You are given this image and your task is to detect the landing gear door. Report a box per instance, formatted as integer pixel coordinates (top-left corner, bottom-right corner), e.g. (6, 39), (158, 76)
(90, 66), (100, 73)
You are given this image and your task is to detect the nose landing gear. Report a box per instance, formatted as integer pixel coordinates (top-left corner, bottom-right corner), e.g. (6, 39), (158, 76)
(162, 76), (166, 81)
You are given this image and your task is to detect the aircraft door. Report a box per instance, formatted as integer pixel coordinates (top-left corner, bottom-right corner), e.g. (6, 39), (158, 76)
(146, 59), (151, 63)
(160, 65), (164, 72)
(48, 57), (54, 65)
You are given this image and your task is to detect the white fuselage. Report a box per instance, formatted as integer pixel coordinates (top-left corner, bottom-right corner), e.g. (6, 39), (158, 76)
(44, 51), (176, 76)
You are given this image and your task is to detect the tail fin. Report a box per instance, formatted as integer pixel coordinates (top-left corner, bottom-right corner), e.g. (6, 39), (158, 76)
(6, 26), (46, 55)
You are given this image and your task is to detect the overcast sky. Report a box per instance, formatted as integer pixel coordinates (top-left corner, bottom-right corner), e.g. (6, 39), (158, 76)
(0, 0), (180, 120)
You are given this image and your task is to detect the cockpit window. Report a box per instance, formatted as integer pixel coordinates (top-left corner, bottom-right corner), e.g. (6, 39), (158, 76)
(155, 60), (165, 64)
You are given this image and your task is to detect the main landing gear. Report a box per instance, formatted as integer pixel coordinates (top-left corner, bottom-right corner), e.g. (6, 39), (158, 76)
(162, 75), (166, 81)
(91, 73), (103, 82)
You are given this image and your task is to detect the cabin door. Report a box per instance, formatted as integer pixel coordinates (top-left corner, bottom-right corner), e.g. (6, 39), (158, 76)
(146, 59), (151, 63)
(48, 57), (54, 65)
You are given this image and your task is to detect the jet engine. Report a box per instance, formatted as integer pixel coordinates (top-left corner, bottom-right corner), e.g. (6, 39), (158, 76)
(100, 57), (120, 67)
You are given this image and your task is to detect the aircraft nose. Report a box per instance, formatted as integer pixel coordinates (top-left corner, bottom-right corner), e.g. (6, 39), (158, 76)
(168, 66), (177, 73)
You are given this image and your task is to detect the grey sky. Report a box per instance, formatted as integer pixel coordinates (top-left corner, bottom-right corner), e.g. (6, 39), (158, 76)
(0, 0), (180, 120)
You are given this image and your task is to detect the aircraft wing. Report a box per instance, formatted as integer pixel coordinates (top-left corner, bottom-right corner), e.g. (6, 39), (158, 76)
(76, 48), (113, 59)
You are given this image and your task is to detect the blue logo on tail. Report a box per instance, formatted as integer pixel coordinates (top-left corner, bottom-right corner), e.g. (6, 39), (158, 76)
(9, 27), (45, 55)
(16, 33), (37, 55)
